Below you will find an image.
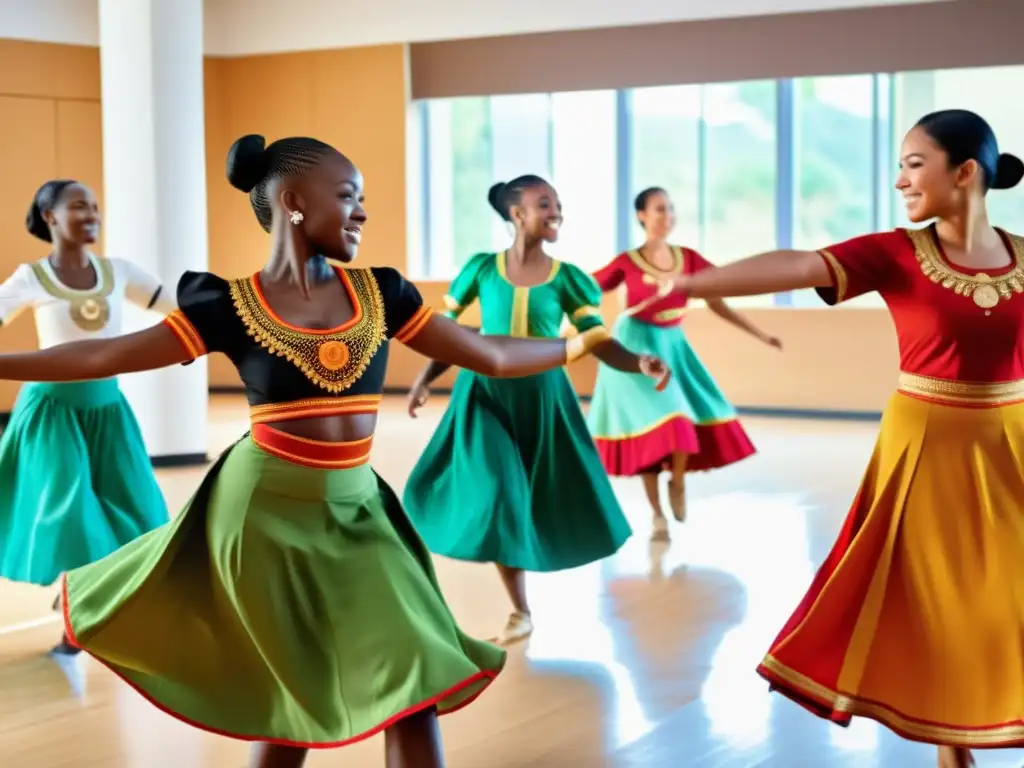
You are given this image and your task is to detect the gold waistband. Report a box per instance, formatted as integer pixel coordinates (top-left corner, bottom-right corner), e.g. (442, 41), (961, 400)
(897, 373), (1024, 406)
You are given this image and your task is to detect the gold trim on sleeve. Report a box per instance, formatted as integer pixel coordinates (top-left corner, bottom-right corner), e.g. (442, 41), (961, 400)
(566, 326), (611, 362)
(816, 249), (848, 303)
(571, 305), (601, 322)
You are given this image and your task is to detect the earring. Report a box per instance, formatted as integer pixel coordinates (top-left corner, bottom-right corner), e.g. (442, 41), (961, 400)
(289, 211), (304, 225)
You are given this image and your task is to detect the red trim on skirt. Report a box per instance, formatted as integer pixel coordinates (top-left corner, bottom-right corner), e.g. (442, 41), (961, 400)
(60, 576), (499, 749)
(594, 415), (756, 476)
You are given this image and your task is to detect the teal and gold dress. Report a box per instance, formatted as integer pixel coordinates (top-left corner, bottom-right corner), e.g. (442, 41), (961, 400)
(403, 251), (632, 571)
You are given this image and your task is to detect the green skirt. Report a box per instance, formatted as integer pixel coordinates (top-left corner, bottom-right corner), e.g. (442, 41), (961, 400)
(0, 379), (168, 586)
(403, 368), (632, 572)
(62, 435), (505, 747)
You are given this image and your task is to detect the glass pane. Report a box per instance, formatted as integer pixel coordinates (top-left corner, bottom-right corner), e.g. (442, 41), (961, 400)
(446, 97), (493, 276)
(628, 85), (701, 250)
(791, 75), (876, 308)
(550, 90), (618, 272)
(703, 80), (778, 307)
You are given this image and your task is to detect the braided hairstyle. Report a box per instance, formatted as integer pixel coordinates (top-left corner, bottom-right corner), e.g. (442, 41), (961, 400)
(915, 110), (1024, 192)
(487, 175), (550, 223)
(226, 134), (338, 231)
(26, 179), (79, 242)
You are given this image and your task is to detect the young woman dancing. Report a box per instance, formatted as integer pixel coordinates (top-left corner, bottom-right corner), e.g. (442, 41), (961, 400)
(587, 187), (777, 541)
(403, 175), (669, 646)
(0, 180), (171, 654)
(0, 137), (622, 768)
(663, 110), (1024, 768)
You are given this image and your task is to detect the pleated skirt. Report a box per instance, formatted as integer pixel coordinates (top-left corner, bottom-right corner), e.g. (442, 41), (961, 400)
(587, 315), (755, 476)
(759, 388), (1024, 748)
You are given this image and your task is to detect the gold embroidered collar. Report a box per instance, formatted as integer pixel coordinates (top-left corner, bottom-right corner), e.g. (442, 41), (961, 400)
(230, 267), (386, 393)
(909, 226), (1024, 310)
(628, 246), (684, 284)
(30, 254), (115, 332)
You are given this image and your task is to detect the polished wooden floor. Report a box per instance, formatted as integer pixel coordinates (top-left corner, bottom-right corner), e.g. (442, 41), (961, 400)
(0, 395), (1021, 767)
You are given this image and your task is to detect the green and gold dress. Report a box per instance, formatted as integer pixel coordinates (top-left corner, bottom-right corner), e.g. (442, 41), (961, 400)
(403, 251), (632, 571)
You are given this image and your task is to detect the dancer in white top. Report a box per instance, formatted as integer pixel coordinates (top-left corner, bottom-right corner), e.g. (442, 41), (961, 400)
(0, 179), (173, 655)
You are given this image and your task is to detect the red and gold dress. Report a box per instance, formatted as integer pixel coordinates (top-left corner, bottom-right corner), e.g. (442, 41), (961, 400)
(759, 224), (1024, 747)
(586, 246), (755, 475)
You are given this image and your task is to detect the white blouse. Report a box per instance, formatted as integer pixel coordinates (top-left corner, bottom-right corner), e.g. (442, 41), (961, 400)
(0, 253), (176, 349)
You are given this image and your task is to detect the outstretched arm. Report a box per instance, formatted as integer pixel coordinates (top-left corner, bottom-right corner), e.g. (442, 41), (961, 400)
(669, 250), (832, 299)
(706, 298), (781, 349)
(405, 316), (576, 378)
(0, 322), (191, 382)
(411, 325), (480, 390)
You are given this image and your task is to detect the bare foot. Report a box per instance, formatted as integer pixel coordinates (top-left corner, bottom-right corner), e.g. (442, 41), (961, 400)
(937, 746), (974, 768)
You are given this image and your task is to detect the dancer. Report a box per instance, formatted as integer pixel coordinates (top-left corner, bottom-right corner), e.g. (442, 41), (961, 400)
(587, 187), (775, 541)
(0, 179), (171, 654)
(662, 110), (1024, 768)
(0, 136), (637, 768)
(404, 175), (670, 646)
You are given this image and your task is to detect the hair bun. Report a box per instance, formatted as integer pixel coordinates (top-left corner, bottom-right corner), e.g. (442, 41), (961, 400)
(487, 182), (509, 221)
(25, 202), (52, 242)
(993, 153), (1024, 190)
(226, 134), (269, 193)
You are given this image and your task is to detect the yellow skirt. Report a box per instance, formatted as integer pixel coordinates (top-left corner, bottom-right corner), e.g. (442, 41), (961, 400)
(758, 381), (1024, 748)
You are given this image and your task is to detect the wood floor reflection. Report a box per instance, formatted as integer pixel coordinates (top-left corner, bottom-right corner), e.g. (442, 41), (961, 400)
(0, 395), (1020, 767)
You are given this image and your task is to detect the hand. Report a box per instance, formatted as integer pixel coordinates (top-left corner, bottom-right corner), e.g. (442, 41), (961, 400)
(762, 334), (783, 350)
(659, 275), (688, 296)
(408, 383), (429, 418)
(638, 354), (671, 392)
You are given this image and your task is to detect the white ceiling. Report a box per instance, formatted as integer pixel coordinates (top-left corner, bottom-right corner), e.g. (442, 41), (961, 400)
(1, 0), (945, 56)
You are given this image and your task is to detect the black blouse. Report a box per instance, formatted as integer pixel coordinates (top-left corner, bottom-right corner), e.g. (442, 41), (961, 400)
(163, 265), (432, 423)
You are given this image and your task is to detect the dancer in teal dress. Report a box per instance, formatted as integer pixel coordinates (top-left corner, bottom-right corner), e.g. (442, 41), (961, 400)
(0, 179), (171, 654)
(404, 175), (670, 646)
(587, 187), (781, 541)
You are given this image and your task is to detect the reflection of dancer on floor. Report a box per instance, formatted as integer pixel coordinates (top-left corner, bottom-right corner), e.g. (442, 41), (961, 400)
(0, 136), (624, 768)
(404, 175), (669, 646)
(0, 180), (171, 655)
(662, 110), (1024, 768)
(587, 188), (775, 542)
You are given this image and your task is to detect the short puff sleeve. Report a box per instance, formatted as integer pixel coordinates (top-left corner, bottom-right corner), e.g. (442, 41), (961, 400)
(113, 258), (173, 314)
(559, 263), (605, 333)
(815, 231), (899, 305)
(592, 254), (627, 292)
(683, 248), (714, 274)
(372, 267), (433, 345)
(0, 264), (39, 326)
(163, 271), (234, 362)
(442, 252), (492, 319)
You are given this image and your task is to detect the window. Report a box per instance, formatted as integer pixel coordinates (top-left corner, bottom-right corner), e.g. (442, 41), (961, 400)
(790, 75), (876, 308)
(421, 97), (493, 279)
(549, 90), (618, 272)
(702, 80), (778, 307)
(628, 85), (701, 251)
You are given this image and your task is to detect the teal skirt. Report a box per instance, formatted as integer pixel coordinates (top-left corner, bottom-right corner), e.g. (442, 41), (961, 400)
(0, 379), (168, 586)
(403, 368), (632, 572)
(587, 315), (756, 476)
(63, 435), (504, 747)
